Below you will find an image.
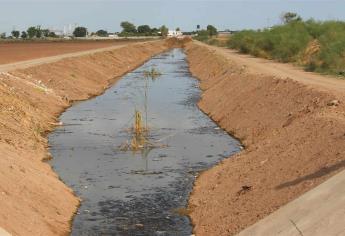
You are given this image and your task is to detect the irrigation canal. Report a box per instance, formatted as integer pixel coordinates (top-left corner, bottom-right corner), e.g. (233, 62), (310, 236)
(49, 48), (240, 235)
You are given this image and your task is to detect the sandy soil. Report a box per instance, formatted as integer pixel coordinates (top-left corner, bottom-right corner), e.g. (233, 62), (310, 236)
(0, 40), (170, 235)
(185, 41), (345, 235)
(0, 40), (147, 65)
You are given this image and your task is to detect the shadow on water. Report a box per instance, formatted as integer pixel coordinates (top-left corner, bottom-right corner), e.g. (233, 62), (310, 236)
(49, 49), (240, 236)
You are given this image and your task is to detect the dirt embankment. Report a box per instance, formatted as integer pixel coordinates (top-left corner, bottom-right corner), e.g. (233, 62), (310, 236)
(0, 40), (170, 236)
(185, 42), (345, 235)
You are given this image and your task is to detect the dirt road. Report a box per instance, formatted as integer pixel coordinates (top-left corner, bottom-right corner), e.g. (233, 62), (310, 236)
(186, 41), (345, 236)
(0, 40), (146, 65)
(195, 41), (345, 94)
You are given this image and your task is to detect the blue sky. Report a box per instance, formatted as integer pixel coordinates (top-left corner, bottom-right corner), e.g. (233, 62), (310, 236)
(1, 0), (345, 33)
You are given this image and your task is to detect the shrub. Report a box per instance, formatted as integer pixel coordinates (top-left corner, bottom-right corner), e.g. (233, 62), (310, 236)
(228, 19), (345, 76)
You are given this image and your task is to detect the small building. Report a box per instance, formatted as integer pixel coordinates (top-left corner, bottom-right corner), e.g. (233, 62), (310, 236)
(218, 30), (239, 36)
(167, 30), (183, 38)
(108, 34), (119, 38)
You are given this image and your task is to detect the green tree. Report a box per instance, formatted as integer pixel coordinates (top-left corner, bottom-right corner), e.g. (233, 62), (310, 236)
(26, 26), (42, 38)
(41, 29), (50, 37)
(281, 12), (302, 24)
(151, 27), (159, 35)
(35, 26), (42, 38)
(207, 25), (218, 37)
(21, 31), (27, 39)
(120, 21), (137, 34)
(137, 25), (151, 35)
(96, 29), (108, 37)
(160, 25), (168, 37)
(73, 27), (88, 37)
(194, 30), (209, 41)
(27, 26), (37, 38)
(0, 33), (6, 39)
(48, 32), (57, 38)
(176, 27), (180, 31)
(11, 30), (20, 38)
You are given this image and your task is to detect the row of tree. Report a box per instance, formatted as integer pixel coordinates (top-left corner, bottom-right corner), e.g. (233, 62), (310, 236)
(6, 26), (88, 39)
(10, 26), (58, 39)
(119, 21), (169, 37)
(3, 22), (187, 39)
(68, 23), (170, 38)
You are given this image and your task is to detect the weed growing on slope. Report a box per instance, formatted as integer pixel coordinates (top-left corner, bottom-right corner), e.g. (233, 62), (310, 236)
(228, 19), (345, 76)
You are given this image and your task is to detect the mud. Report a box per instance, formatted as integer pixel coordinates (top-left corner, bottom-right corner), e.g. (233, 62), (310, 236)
(49, 49), (240, 235)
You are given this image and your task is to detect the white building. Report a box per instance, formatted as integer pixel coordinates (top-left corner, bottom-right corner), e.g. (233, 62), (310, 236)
(63, 24), (78, 36)
(167, 30), (182, 38)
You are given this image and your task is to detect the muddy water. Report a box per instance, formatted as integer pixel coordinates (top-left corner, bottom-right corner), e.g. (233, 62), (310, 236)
(49, 49), (240, 236)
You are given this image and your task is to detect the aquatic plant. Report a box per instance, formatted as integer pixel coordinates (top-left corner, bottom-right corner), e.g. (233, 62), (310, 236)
(119, 68), (165, 152)
(143, 67), (162, 80)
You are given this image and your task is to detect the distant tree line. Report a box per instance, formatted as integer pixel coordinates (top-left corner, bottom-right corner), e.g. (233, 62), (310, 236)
(2, 25), (88, 39)
(119, 21), (169, 37)
(1, 21), (180, 40)
(5, 26), (58, 39)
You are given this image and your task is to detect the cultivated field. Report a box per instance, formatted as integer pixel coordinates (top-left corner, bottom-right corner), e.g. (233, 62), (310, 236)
(0, 40), (146, 64)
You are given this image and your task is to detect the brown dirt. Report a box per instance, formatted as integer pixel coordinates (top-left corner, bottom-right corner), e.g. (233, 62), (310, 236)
(0, 40), (147, 65)
(185, 42), (345, 235)
(0, 40), (170, 235)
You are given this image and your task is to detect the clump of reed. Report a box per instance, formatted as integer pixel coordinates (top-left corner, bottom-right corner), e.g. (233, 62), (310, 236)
(143, 67), (162, 80)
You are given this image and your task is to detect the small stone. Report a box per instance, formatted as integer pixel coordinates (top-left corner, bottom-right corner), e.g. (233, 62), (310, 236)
(327, 100), (340, 106)
(237, 185), (252, 195)
(260, 159), (268, 165)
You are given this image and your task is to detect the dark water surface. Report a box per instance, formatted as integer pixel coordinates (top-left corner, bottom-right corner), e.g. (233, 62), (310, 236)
(49, 49), (240, 236)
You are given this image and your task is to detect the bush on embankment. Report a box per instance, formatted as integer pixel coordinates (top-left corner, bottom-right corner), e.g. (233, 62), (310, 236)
(228, 19), (345, 76)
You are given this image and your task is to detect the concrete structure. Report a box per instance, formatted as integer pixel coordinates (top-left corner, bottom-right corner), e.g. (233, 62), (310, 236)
(167, 30), (182, 37)
(218, 30), (238, 36)
(237, 170), (345, 236)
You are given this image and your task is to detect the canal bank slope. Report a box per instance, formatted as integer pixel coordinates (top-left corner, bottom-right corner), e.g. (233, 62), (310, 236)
(185, 41), (345, 235)
(0, 40), (170, 236)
